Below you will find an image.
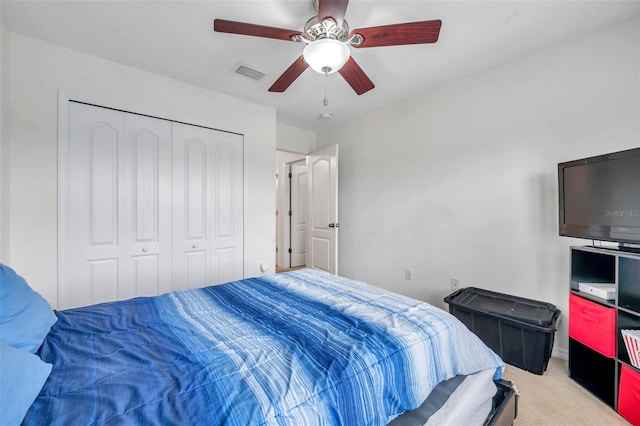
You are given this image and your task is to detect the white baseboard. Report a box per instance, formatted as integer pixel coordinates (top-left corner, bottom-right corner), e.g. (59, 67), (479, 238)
(552, 346), (568, 360)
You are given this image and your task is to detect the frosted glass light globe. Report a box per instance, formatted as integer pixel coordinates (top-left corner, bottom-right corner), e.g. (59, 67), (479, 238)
(303, 39), (350, 74)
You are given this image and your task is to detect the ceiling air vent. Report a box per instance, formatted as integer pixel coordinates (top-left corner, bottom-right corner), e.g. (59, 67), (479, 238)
(235, 64), (265, 81)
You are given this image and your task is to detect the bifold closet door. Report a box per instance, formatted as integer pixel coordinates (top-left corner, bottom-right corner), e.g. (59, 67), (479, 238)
(63, 102), (172, 309)
(171, 123), (244, 289)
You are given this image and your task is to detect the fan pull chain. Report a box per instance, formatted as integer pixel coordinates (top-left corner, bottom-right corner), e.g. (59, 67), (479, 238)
(323, 72), (329, 107)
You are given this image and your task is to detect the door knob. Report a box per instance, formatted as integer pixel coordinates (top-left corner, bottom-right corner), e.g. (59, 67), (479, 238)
(328, 223), (340, 228)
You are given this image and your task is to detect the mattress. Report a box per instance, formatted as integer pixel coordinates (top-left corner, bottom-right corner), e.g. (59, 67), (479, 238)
(24, 269), (505, 425)
(391, 369), (497, 426)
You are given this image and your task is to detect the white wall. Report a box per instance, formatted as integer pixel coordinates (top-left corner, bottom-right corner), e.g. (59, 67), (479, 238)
(7, 33), (277, 308)
(0, 9), (9, 263)
(317, 17), (640, 357)
(276, 122), (317, 154)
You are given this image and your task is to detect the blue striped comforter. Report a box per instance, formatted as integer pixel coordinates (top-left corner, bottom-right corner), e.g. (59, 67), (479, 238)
(26, 269), (503, 425)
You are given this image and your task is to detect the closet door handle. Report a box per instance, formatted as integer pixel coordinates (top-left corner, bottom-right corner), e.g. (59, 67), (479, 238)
(142, 248), (148, 253)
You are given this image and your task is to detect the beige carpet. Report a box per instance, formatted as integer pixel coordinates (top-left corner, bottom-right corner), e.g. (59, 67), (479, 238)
(502, 357), (629, 425)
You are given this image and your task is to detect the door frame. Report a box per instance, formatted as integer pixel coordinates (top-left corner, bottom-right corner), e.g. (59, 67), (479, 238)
(289, 160), (307, 268)
(275, 150), (305, 269)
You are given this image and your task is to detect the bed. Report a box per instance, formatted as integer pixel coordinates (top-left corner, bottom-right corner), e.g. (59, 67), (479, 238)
(0, 265), (516, 425)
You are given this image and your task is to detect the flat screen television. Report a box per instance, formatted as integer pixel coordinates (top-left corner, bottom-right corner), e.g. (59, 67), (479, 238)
(558, 147), (640, 247)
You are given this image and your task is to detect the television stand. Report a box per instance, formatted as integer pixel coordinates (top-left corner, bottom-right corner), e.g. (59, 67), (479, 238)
(568, 246), (640, 424)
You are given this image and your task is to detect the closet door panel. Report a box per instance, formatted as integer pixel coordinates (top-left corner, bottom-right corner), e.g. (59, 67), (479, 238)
(212, 131), (244, 282)
(172, 124), (212, 289)
(185, 139), (207, 241)
(215, 247), (236, 284)
(132, 131), (161, 241)
(172, 124), (244, 288)
(63, 104), (172, 308)
(213, 141), (236, 284)
(65, 102), (125, 309)
(132, 255), (161, 296)
(89, 259), (119, 303)
(89, 127), (119, 245)
(186, 251), (207, 289)
(121, 113), (172, 299)
(62, 102), (243, 308)
(216, 143), (234, 237)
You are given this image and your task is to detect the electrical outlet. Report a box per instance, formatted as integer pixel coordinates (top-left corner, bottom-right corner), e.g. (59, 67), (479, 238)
(450, 278), (460, 291)
(405, 269), (413, 280)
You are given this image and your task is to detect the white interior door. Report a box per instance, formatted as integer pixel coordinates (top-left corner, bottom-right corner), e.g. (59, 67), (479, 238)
(290, 161), (307, 267)
(307, 145), (338, 274)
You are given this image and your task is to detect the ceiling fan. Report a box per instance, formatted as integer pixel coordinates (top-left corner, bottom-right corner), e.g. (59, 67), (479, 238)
(213, 0), (442, 95)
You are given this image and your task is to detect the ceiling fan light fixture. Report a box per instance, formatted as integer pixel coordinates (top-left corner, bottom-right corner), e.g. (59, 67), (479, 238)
(303, 38), (350, 74)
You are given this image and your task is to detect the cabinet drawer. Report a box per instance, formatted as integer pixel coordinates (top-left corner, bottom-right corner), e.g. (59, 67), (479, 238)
(568, 294), (616, 358)
(618, 365), (640, 425)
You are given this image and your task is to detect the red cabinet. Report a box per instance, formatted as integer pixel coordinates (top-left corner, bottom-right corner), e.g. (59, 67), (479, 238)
(569, 293), (616, 358)
(618, 365), (640, 425)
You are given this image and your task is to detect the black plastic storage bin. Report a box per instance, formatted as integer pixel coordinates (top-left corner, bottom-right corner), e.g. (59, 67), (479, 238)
(444, 287), (561, 375)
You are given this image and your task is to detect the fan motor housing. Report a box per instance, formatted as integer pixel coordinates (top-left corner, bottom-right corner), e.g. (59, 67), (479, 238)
(304, 16), (349, 41)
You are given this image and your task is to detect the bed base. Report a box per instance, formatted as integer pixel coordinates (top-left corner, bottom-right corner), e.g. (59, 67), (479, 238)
(485, 379), (518, 426)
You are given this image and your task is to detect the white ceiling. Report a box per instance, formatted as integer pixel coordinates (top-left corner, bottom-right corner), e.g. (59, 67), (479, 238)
(3, 1), (639, 131)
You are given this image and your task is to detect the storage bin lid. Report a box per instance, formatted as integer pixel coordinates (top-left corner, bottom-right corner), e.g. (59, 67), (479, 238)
(445, 287), (558, 327)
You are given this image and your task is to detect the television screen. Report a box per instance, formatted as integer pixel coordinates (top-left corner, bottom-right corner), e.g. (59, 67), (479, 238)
(558, 147), (640, 245)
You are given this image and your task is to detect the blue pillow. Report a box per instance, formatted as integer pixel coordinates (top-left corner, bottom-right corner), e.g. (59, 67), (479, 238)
(0, 342), (52, 425)
(0, 263), (57, 353)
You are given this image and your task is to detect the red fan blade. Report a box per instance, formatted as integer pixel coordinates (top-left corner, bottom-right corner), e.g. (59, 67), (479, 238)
(318, 0), (350, 28)
(338, 57), (374, 95)
(351, 20), (442, 48)
(269, 56), (309, 93)
(214, 19), (302, 42)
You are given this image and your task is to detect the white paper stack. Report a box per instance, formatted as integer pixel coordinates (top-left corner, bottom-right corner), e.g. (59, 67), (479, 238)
(621, 329), (640, 369)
